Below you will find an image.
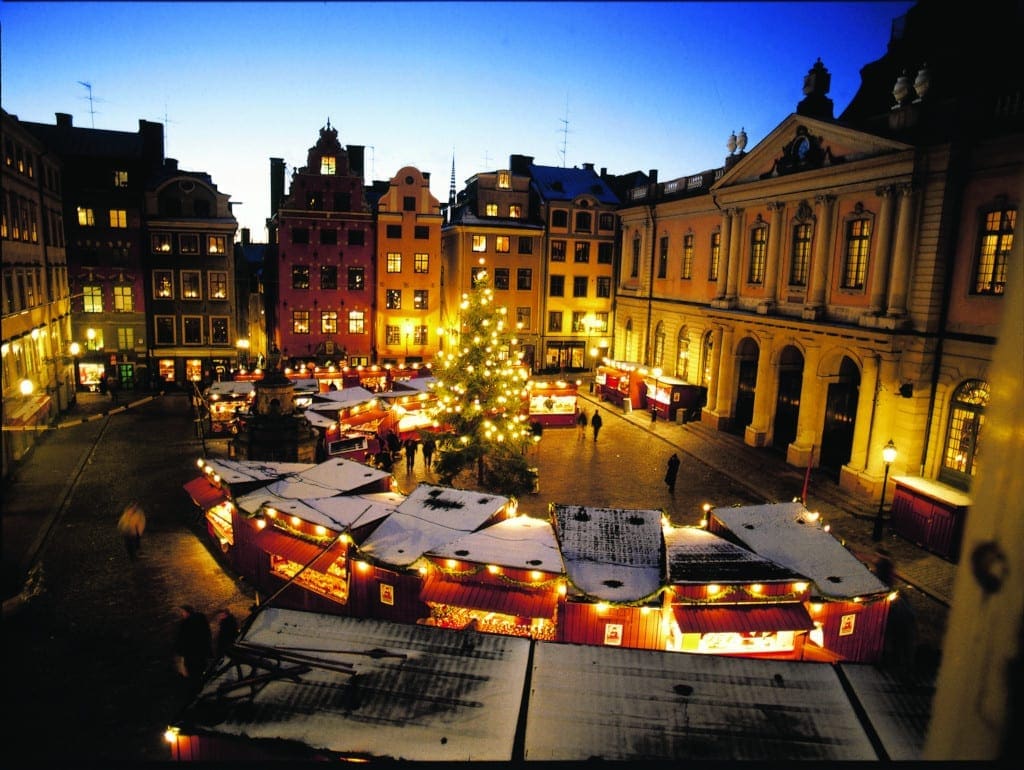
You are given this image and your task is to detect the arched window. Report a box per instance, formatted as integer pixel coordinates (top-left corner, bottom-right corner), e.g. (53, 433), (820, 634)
(651, 321), (666, 368)
(677, 327), (690, 381)
(939, 379), (989, 490)
(701, 331), (714, 388)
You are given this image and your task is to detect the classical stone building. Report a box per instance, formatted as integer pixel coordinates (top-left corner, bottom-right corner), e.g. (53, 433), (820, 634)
(613, 0), (1022, 514)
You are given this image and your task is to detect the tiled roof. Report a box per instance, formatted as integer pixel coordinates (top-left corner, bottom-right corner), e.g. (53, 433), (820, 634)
(528, 163), (619, 204)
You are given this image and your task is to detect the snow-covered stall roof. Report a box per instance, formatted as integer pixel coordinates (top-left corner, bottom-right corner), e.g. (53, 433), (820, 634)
(301, 409), (336, 430)
(357, 484), (511, 568)
(196, 458), (315, 485)
(261, 457), (391, 499)
(205, 380), (255, 398)
(551, 505), (663, 602)
(392, 376), (437, 393)
(426, 514), (564, 575)
(306, 386), (378, 411)
(182, 608), (530, 761)
(664, 525), (805, 585)
(524, 642), (878, 760)
(710, 502), (888, 600)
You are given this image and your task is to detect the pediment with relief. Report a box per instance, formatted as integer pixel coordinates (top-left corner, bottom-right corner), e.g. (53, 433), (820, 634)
(712, 114), (913, 191)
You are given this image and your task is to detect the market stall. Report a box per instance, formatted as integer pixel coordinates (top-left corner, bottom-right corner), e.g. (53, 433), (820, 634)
(205, 381), (255, 435)
(526, 380), (580, 427)
(643, 374), (707, 422)
(595, 361), (646, 410)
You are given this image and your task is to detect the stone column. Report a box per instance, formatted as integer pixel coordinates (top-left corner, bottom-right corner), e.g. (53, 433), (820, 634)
(867, 354), (901, 478)
(886, 183), (916, 319)
(787, 343), (823, 468)
(803, 194), (835, 318)
(868, 186), (896, 315)
(714, 325), (737, 421)
(703, 326), (724, 413)
(745, 335), (776, 447)
(759, 201), (784, 314)
(848, 353), (879, 471)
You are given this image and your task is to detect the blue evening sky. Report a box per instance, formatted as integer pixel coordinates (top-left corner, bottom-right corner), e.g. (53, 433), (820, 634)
(1, 1), (916, 239)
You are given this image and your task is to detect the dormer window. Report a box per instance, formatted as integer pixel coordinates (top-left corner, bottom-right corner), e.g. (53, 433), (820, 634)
(320, 155), (336, 175)
(497, 171), (511, 189)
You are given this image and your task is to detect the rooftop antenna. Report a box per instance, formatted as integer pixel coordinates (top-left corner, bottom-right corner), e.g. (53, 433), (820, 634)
(558, 95), (571, 167)
(366, 145), (375, 181)
(163, 101), (177, 155)
(77, 81), (98, 128)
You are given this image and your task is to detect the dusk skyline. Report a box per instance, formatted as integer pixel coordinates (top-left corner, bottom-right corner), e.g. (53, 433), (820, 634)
(2, 1), (915, 238)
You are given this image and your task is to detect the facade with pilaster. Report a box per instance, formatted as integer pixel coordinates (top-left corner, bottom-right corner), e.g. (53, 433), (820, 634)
(613, 0), (1022, 510)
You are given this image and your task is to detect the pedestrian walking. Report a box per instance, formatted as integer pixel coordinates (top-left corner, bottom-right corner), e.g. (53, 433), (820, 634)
(173, 605), (212, 688)
(213, 609), (239, 659)
(591, 410), (603, 442)
(117, 501), (146, 560)
(650, 405), (658, 423)
(576, 409), (587, 440)
(421, 435), (436, 471)
(404, 437), (418, 473)
(665, 453), (681, 494)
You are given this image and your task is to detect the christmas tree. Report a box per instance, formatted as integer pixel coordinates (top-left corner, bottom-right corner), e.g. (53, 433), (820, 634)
(428, 270), (537, 496)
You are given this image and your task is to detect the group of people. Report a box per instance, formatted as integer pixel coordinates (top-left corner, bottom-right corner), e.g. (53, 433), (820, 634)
(173, 605), (239, 691)
(575, 409), (603, 442)
(373, 430), (437, 474)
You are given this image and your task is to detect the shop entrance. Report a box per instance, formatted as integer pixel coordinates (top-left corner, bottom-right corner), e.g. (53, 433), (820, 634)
(772, 346), (803, 451)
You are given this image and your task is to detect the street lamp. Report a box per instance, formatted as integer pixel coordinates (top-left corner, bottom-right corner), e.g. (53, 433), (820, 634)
(651, 367), (663, 422)
(69, 341), (81, 395)
(872, 439), (898, 542)
(403, 322), (413, 361)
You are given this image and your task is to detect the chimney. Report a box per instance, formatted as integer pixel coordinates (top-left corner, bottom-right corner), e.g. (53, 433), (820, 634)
(56, 113), (72, 128)
(348, 145), (365, 179)
(510, 154), (534, 175)
(583, 162), (594, 172)
(166, 158), (178, 172)
(241, 228), (251, 245)
(270, 157), (285, 216)
(140, 119), (165, 171)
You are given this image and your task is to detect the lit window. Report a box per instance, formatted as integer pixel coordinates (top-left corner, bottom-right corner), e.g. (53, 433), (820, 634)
(209, 271), (228, 299)
(386, 289), (402, 309)
(472, 235), (486, 252)
(841, 218), (871, 289)
(940, 379), (988, 489)
(320, 155), (336, 175)
(413, 289), (428, 309)
(681, 233), (695, 279)
(179, 234), (199, 254)
(348, 310), (365, 334)
(973, 207), (1015, 295)
(117, 327), (134, 350)
(495, 236), (510, 253)
(414, 253), (429, 273)
(509, 204), (522, 218)
(321, 311), (338, 334)
(207, 235), (226, 254)
(113, 170), (129, 187)
(749, 225), (768, 284)
(486, 203), (498, 217)
(152, 233), (172, 253)
(113, 285), (133, 312)
(108, 209), (127, 228)
(181, 270), (201, 299)
(77, 206), (95, 226)
(790, 223), (812, 286)
(497, 171), (511, 189)
(413, 325), (428, 345)
(291, 265), (310, 289)
(551, 240), (566, 262)
(387, 252), (402, 273)
(386, 325), (401, 345)
(516, 307), (531, 329)
(153, 270), (173, 298)
(709, 231), (721, 280)
(347, 267), (365, 291)
(548, 311), (562, 332)
(83, 285), (103, 313)
(292, 310), (310, 334)
(575, 242), (590, 263)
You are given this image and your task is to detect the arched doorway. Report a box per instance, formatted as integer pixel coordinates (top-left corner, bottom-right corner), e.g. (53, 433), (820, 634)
(819, 356), (860, 479)
(773, 346), (803, 451)
(938, 379), (988, 491)
(730, 338), (759, 436)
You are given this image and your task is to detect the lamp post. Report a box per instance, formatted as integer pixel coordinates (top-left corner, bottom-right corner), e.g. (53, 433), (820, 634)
(872, 439), (898, 542)
(403, 322), (413, 362)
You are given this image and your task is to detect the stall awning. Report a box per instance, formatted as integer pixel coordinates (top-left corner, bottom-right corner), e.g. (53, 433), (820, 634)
(420, 574), (557, 619)
(255, 527), (343, 573)
(671, 602), (815, 634)
(183, 477), (228, 511)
